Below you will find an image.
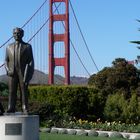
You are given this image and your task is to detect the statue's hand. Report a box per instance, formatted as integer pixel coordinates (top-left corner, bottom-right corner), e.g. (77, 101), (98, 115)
(7, 70), (14, 77)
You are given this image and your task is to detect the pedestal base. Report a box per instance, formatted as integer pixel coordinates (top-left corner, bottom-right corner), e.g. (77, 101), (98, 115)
(0, 114), (39, 140)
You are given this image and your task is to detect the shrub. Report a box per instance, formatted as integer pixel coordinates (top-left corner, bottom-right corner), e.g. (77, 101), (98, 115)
(104, 93), (127, 122)
(28, 85), (140, 126)
(29, 85), (101, 123)
(124, 94), (140, 123)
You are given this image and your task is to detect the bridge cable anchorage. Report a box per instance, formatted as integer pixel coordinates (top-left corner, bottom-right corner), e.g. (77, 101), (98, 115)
(0, 0), (48, 49)
(28, 2), (62, 43)
(69, 0), (99, 72)
(54, 3), (91, 77)
(0, 63), (4, 69)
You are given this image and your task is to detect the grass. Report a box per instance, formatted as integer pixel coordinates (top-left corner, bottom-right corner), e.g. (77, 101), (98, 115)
(40, 133), (125, 140)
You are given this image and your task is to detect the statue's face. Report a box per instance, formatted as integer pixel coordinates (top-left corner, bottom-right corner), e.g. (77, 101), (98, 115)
(13, 29), (24, 41)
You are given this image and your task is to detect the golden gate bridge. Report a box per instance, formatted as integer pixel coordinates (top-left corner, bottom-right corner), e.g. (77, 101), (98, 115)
(0, 0), (99, 85)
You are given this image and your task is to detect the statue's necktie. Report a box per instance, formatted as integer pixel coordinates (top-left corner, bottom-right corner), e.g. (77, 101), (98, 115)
(15, 43), (20, 69)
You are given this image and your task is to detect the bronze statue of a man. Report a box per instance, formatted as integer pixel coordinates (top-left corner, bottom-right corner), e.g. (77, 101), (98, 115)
(5, 27), (34, 114)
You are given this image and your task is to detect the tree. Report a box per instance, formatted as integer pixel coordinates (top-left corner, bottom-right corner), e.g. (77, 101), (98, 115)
(124, 94), (140, 123)
(88, 58), (140, 97)
(104, 93), (127, 122)
(130, 20), (140, 64)
(0, 82), (8, 96)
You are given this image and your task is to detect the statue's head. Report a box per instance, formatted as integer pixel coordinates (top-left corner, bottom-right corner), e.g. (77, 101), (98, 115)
(13, 27), (24, 42)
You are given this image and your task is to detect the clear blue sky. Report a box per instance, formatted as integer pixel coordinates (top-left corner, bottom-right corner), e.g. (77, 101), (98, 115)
(0, 0), (140, 76)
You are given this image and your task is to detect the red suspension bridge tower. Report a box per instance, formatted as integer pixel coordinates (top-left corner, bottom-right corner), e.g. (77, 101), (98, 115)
(48, 0), (70, 85)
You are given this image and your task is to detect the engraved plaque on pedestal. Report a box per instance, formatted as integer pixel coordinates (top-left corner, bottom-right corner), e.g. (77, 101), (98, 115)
(5, 123), (22, 135)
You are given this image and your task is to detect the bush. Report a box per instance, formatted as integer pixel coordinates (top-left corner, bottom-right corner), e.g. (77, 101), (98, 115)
(28, 85), (140, 126)
(29, 85), (102, 124)
(104, 93), (127, 122)
(124, 94), (140, 123)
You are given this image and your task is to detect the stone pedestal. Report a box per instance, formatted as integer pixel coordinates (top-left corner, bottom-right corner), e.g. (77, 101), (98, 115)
(0, 114), (39, 140)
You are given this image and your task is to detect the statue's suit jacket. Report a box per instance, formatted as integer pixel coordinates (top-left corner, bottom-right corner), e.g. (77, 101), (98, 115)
(5, 42), (34, 83)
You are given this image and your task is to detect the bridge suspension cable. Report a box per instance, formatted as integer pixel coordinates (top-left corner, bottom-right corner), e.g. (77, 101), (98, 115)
(0, 0), (48, 49)
(0, 64), (4, 69)
(0, 0), (96, 82)
(28, 2), (62, 43)
(69, 0), (99, 72)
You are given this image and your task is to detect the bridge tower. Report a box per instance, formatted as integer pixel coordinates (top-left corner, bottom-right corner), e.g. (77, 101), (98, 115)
(48, 0), (70, 85)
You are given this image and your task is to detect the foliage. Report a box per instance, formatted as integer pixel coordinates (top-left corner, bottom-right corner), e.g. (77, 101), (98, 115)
(104, 92), (140, 123)
(29, 86), (104, 124)
(0, 82), (8, 96)
(88, 58), (140, 98)
(0, 82), (8, 91)
(51, 118), (140, 133)
(130, 20), (140, 51)
(124, 94), (140, 123)
(104, 93), (127, 122)
(28, 85), (140, 126)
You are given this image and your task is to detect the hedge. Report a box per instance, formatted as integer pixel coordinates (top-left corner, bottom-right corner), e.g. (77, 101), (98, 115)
(28, 86), (140, 126)
(2, 85), (140, 126)
(28, 86), (104, 126)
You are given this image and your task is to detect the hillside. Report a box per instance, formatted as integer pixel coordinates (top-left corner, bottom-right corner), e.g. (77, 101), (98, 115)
(0, 70), (88, 85)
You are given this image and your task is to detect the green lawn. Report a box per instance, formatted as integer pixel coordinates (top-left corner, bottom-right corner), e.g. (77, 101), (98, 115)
(40, 133), (125, 140)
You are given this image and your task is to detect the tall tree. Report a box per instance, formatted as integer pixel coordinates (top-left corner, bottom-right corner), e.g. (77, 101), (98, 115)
(88, 58), (140, 97)
(130, 20), (140, 64)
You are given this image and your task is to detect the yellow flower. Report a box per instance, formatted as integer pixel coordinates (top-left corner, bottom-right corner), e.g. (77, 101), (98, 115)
(78, 119), (82, 124)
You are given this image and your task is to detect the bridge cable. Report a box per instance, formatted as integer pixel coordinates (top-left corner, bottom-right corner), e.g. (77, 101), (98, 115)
(0, 63), (4, 69)
(69, 0), (99, 72)
(0, 0), (48, 48)
(27, 1), (65, 84)
(28, 2), (62, 43)
(54, 3), (91, 77)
